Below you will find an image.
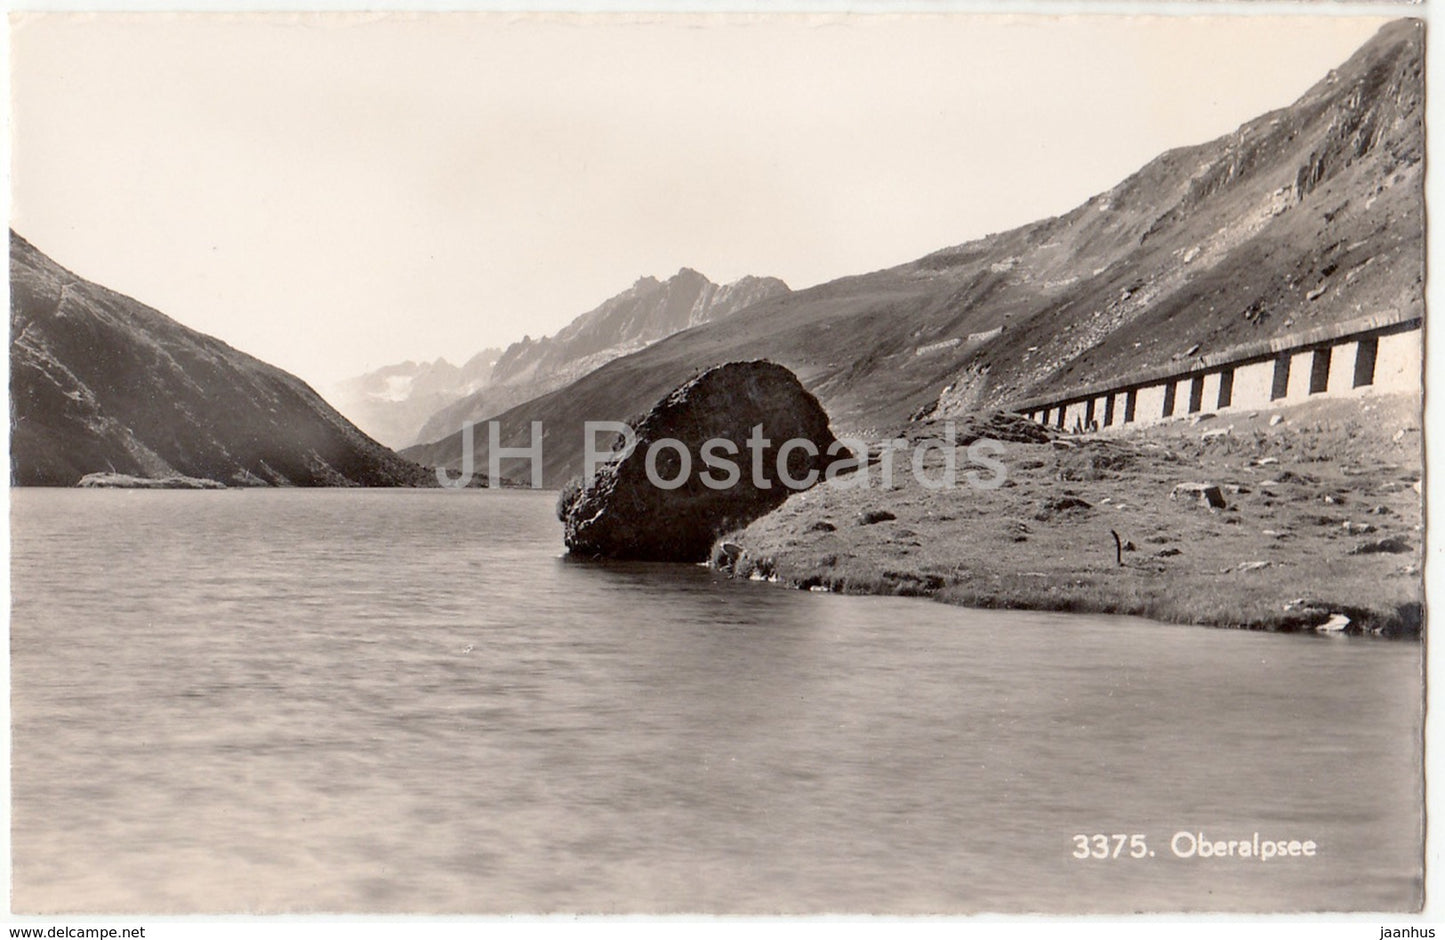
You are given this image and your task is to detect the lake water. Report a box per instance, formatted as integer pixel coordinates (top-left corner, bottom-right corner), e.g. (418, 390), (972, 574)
(9, 489), (1424, 914)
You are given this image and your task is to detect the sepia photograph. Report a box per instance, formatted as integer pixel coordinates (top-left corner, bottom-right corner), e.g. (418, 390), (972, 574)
(5, 5), (1430, 927)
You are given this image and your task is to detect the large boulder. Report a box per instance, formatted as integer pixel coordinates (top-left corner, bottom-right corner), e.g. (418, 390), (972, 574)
(559, 360), (846, 561)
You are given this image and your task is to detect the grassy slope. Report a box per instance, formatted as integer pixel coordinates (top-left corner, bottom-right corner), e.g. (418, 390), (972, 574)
(723, 393), (1422, 637)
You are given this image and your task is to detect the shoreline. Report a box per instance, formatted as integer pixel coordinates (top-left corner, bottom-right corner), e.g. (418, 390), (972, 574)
(713, 394), (1423, 639)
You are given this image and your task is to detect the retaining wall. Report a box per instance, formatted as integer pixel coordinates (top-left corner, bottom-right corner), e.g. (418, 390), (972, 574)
(1014, 316), (1421, 431)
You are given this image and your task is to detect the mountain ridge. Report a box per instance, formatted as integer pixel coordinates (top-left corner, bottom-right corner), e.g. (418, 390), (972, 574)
(10, 231), (432, 487)
(408, 268), (790, 445)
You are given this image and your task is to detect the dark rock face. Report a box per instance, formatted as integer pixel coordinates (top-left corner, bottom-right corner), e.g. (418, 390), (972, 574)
(10, 231), (432, 487)
(559, 361), (845, 562)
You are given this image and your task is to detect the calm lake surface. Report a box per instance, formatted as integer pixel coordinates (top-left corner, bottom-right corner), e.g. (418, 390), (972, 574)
(10, 489), (1423, 914)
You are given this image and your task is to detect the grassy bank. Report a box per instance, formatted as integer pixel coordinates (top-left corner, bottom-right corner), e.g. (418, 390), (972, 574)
(719, 393), (1423, 637)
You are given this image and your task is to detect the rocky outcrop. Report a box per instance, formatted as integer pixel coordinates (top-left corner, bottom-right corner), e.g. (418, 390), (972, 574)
(10, 231), (433, 487)
(77, 472), (225, 489)
(558, 361), (845, 562)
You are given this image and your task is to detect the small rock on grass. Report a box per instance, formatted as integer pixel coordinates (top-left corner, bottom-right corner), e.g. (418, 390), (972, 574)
(1171, 482), (1227, 509)
(1348, 536), (1412, 556)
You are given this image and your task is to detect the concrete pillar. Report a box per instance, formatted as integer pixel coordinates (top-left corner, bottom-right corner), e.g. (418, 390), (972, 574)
(1232, 359), (1275, 411)
(1134, 384), (1168, 424)
(1285, 351), (1315, 402)
(1327, 340), (1359, 395)
(1199, 373), (1221, 413)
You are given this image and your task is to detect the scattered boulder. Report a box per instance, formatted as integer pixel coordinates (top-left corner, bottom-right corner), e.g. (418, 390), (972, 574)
(1034, 495), (1092, 521)
(858, 509), (897, 526)
(1269, 415), (1284, 427)
(1236, 561), (1272, 572)
(1341, 521), (1376, 535)
(559, 360), (846, 562)
(807, 520), (837, 533)
(1055, 441), (1140, 481)
(1171, 482), (1227, 509)
(1157, 547), (1183, 558)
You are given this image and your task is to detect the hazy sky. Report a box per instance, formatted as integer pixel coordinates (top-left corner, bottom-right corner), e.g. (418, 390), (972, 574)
(11, 12), (1394, 390)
